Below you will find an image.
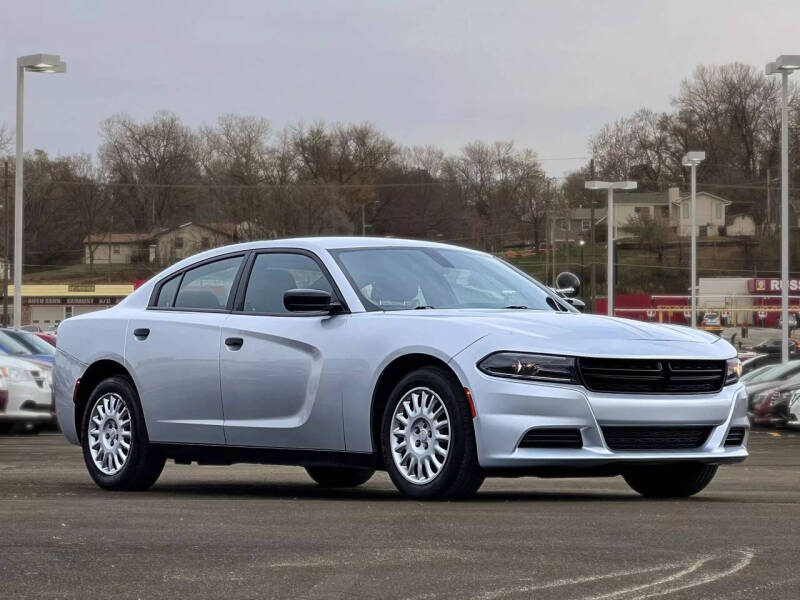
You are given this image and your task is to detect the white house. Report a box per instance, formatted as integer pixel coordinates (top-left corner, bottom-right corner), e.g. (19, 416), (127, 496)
(669, 188), (731, 237)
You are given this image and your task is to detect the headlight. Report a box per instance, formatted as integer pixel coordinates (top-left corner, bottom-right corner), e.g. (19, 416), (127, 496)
(0, 366), (34, 383)
(724, 358), (742, 386)
(478, 352), (578, 383)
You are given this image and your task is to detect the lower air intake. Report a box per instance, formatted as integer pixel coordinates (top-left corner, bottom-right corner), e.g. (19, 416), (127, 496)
(519, 428), (583, 449)
(724, 427), (746, 446)
(601, 426), (712, 451)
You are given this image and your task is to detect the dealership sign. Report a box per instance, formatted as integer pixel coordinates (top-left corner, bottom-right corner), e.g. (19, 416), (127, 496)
(25, 296), (119, 306)
(748, 278), (800, 294)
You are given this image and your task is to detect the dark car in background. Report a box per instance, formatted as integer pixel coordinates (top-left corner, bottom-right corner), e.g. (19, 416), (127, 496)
(753, 338), (797, 356)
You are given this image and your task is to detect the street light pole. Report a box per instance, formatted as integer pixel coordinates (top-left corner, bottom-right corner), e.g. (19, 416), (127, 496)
(682, 151), (705, 329)
(766, 55), (800, 363)
(607, 187), (614, 316)
(585, 180), (637, 316)
(13, 55), (66, 329)
(14, 64), (23, 329)
(781, 71), (789, 362)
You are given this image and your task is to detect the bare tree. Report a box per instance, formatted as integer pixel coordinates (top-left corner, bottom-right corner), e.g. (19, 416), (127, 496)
(60, 155), (115, 274)
(99, 111), (199, 231)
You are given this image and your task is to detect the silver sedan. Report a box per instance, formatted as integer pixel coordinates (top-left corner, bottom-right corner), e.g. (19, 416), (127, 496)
(54, 238), (748, 499)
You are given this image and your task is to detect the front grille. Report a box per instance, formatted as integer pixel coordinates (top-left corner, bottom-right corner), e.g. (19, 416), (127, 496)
(19, 400), (52, 413)
(30, 370), (45, 389)
(601, 426), (712, 450)
(519, 428), (583, 449)
(724, 427), (746, 446)
(578, 358), (726, 394)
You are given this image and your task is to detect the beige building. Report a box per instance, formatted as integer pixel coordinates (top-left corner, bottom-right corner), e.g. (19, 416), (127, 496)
(5, 283), (134, 329)
(85, 222), (237, 266)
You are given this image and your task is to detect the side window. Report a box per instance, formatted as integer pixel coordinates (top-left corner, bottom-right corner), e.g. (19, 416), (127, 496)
(243, 253), (333, 314)
(155, 274), (181, 307)
(173, 256), (243, 310)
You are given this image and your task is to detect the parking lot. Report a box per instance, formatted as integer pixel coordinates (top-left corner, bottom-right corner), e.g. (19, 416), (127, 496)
(0, 431), (796, 599)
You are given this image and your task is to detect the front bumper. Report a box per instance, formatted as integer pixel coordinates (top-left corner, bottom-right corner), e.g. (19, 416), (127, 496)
(0, 380), (54, 423)
(464, 371), (749, 470)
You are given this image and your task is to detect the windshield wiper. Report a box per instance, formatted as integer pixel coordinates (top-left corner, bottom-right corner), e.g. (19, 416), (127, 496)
(414, 305), (436, 310)
(504, 305), (528, 309)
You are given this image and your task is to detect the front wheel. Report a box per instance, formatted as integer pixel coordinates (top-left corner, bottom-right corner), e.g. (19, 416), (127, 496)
(382, 367), (484, 500)
(305, 466), (375, 488)
(623, 463), (718, 498)
(81, 376), (165, 491)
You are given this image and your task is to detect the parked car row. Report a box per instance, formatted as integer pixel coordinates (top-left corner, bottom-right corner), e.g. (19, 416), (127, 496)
(741, 355), (800, 429)
(0, 328), (56, 433)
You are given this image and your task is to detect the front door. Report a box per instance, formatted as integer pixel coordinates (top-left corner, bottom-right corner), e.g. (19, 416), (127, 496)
(125, 254), (245, 444)
(220, 250), (347, 449)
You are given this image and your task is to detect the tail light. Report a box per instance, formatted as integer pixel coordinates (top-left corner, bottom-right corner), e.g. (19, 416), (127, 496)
(0, 389), (7, 411)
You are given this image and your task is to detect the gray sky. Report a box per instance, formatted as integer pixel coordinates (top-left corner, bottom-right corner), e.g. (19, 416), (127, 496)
(2, 0), (800, 177)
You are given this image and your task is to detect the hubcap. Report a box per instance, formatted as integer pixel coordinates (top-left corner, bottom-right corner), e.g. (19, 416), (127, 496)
(88, 393), (132, 475)
(390, 387), (451, 484)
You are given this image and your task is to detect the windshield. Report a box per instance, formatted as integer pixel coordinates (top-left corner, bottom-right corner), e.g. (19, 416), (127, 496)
(0, 331), (39, 356)
(5, 330), (56, 356)
(748, 360), (800, 383)
(332, 246), (565, 311)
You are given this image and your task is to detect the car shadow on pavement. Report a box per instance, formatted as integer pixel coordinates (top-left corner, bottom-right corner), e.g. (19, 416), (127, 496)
(137, 481), (733, 503)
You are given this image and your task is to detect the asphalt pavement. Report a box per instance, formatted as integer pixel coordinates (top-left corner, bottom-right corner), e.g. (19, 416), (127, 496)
(1, 430), (798, 599)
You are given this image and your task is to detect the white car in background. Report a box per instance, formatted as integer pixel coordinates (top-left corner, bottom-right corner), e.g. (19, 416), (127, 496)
(0, 356), (53, 433)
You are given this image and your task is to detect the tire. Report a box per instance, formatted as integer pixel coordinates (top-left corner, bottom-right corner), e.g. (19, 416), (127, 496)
(623, 463), (718, 498)
(305, 466), (375, 488)
(381, 366), (484, 500)
(81, 375), (165, 491)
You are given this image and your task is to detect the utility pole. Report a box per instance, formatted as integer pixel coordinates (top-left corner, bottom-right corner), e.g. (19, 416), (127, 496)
(767, 167), (771, 232)
(361, 203), (366, 236)
(2, 161), (9, 326)
(589, 159), (596, 310)
(550, 216), (556, 285)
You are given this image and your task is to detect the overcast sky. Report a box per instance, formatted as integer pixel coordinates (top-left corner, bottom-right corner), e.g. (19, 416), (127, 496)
(2, 0), (800, 177)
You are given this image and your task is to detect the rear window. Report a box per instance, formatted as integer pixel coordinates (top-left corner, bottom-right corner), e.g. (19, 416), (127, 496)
(158, 256), (244, 311)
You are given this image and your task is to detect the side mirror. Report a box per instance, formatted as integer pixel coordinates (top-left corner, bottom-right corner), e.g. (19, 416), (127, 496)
(564, 297), (586, 312)
(283, 289), (341, 313)
(555, 272), (581, 298)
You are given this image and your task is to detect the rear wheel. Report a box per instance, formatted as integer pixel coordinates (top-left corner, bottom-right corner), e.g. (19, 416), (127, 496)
(81, 376), (165, 491)
(382, 367), (484, 500)
(623, 463), (718, 498)
(305, 466), (375, 488)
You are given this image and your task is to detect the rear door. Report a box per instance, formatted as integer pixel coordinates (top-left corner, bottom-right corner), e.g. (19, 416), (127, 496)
(220, 250), (348, 449)
(125, 253), (246, 444)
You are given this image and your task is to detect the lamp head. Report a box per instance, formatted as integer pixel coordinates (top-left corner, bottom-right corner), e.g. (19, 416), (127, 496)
(766, 55), (800, 75)
(610, 181), (638, 190)
(17, 54), (66, 74)
(682, 151), (706, 167)
(584, 181), (609, 190)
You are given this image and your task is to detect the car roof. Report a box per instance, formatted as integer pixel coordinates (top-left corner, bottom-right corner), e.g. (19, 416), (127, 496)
(209, 236), (480, 254)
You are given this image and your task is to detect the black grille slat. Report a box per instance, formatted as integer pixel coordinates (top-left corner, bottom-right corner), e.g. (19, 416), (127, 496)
(519, 428), (583, 449)
(724, 427), (746, 446)
(578, 358), (725, 394)
(601, 426), (712, 450)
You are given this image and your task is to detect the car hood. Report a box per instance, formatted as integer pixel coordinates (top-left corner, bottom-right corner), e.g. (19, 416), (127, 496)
(384, 309), (734, 359)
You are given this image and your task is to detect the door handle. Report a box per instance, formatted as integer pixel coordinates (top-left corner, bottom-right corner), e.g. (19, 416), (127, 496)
(225, 337), (244, 350)
(133, 328), (150, 340)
